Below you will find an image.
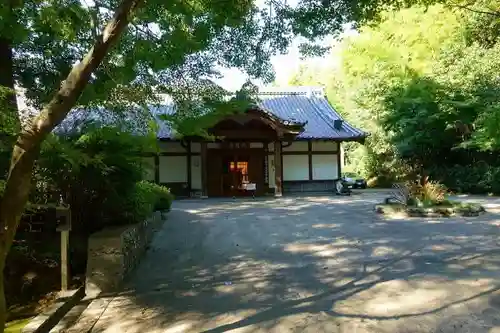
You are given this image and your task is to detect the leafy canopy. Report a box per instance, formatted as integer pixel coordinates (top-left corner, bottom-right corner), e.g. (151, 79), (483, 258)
(289, 2), (500, 183)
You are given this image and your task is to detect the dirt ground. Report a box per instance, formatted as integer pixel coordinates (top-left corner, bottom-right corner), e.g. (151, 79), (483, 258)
(69, 193), (500, 332)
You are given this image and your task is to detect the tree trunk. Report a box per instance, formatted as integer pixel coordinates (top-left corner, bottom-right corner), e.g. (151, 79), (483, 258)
(0, 0), (142, 331)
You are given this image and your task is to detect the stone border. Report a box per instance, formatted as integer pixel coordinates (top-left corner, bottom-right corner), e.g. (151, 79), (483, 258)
(375, 203), (486, 217)
(85, 211), (164, 297)
(62, 296), (114, 333)
(62, 212), (165, 333)
(21, 287), (85, 333)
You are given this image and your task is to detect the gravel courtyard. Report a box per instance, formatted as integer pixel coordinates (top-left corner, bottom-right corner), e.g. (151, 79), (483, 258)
(68, 193), (500, 333)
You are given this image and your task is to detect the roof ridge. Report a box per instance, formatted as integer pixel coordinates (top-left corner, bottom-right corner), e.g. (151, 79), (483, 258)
(258, 86), (325, 97)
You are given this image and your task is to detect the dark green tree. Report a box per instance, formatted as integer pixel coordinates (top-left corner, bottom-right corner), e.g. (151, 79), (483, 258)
(1, 0), (396, 328)
(289, 2), (500, 184)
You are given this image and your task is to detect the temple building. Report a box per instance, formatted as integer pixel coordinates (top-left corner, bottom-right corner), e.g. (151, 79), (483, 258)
(144, 87), (366, 197)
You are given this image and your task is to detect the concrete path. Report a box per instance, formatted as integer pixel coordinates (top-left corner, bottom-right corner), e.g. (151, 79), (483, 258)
(69, 193), (500, 332)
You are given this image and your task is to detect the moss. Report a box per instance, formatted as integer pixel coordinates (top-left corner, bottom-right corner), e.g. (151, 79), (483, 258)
(374, 203), (406, 214)
(375, 201), (485, 217)
(5, 318), (32, 333)
(453, 202), (486, 216)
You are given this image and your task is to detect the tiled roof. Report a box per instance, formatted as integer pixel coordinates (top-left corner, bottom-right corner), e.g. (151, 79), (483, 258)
(153, 87), (366, 141)
(258, 87), (365, 140)
(60, 87), (366, 141)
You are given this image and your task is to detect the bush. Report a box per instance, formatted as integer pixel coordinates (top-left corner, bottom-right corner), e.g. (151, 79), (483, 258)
(429, 163), (500, 195)
(406, 177), (447, 206)
(132, 181), (174, 213)
(35, 124), (157, 233)
(121, 181), (158, 224)
(150, 183), (174, 212)
(120, 181), (174, 224)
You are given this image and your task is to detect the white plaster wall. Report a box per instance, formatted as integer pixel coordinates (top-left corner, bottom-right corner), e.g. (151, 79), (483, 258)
(191, 156), (202, 190)
(283, 155), (309, 181)
(282, 141), (308, 152)
(159, 156), (187, 183)
(190, 142), (201, 153)
(142, 157), (155, 181)
(268, 155), (275, 188)
(312, 154), (339, 180)
(312, 141), (338, 152)
(158, 141), (186, 153)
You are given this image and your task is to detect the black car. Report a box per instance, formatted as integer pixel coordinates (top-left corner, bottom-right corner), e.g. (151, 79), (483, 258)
(342, 176), (367, 189)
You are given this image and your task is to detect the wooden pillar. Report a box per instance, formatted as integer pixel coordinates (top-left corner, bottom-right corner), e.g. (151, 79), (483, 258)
(263, 141), (269, 186)
(60, 229), (69, 291)
(201, 141), (208, 198)
(56, 208), (71, 293)
(274, 140), (282, 197)
(337, 141), (342, 179)
(308, 141), (313, 181)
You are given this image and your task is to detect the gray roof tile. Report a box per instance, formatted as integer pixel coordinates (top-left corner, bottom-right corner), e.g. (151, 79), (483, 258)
(155, 87), (366, 141)
(60, 87), (366, 141)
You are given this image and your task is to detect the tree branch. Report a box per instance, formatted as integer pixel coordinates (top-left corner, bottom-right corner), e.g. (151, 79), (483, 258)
(448, 1), (500, 17)
(0, 0), (143, 262)
(132, 24), (161, 41)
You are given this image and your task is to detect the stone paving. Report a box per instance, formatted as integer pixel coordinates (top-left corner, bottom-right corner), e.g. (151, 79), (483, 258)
(66, 193), (500, 333)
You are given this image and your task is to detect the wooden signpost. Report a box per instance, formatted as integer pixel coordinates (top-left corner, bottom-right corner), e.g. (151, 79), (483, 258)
(55, 207), (71, 292)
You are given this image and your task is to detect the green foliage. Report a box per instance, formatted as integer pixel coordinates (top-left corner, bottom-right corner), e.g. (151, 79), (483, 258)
(406, 178), (447, 206)
(463, 0), (500, 47)
(4, 0), (328, 115)
(160, 80), (263, 138)
(141, 181), (174, 212)
(104, 181), (173, 225)
(121, 181), (159, 225)
(0, 180), (5, 197)
(34, 123), (157, 232)
(291, 3), (500, 193)
(430, 163), (500, 194)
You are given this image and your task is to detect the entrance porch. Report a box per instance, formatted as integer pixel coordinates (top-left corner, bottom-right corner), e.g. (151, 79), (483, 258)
(199, 108), (302, 198)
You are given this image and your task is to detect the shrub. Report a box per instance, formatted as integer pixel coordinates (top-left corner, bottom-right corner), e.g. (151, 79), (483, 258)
(150, 183), (174, 212)
(389, 177), (448, 206)
(121, 181), (158, 224)
(120, 181), (174, 225)
(35, 124), (157, 233)
(429, 163), (500, 195)
(406, 177), (447, 206)
(130, 181), (174, 214)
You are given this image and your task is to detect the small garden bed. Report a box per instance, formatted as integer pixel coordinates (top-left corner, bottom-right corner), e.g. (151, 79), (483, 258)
(375, 201), (486, 217)
(376, 179), (487, 217)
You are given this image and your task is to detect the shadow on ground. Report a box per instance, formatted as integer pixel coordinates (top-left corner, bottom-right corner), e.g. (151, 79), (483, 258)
(78, 193), (500, 333)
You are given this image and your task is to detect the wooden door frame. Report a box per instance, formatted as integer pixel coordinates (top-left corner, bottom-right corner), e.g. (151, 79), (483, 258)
(205, 146), (266, 197)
